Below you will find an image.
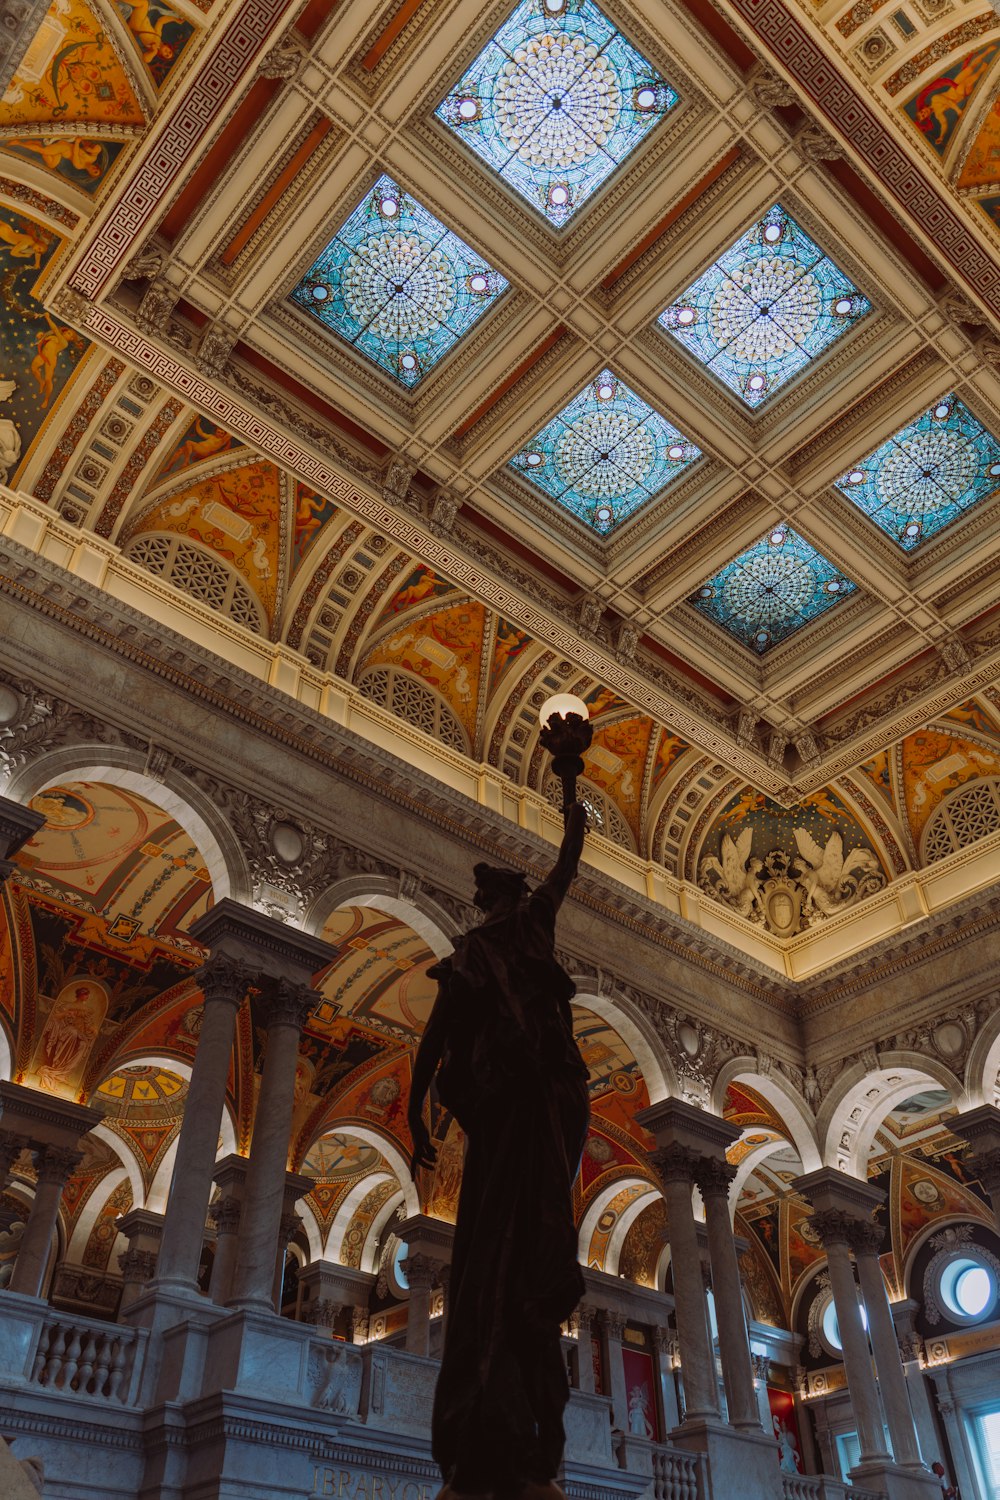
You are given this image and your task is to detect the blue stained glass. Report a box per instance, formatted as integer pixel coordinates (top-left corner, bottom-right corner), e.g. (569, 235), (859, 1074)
(289, 174), (508, 386)
(834, 394), (1000, 550)
(509, 369), (701, 533)
(658, 204), (871, 408)
(690, 525), (856, 653)
(435, 0), (678, 227)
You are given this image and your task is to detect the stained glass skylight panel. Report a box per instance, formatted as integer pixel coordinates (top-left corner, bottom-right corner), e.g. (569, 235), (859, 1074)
(658, 204), (870, 408)
(290, 175), (508, 386)
(509, 370), (700, 533)
(834, 394), (1000, 550)
(690, 524), (856, 654)
(435, 0), (678, 227)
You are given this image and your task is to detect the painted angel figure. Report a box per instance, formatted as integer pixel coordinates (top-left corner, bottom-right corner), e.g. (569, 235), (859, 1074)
(791, 829), (881, 914)
(699, 827), (763, 917)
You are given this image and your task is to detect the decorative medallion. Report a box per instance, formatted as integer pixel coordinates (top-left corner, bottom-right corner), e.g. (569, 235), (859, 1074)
(509, 369), (700, 532)
(689, 524), (856, 652)
(291, 174), (508, 386)
(436, 0), (678, 226)
(658, 204), (870, 407)
(834, 394), (1000, 550)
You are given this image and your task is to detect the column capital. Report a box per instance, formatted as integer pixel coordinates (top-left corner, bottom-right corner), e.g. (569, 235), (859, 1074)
(277, 1209), (302, 1242)
(196, 953), (253, 1008)
(302, 1297), (343, 1328)
(263, 976), (316, 1030)
(401, 1250), (442, 1291)
(694, 1155), (738, 1200)
(948, 1104), (1000, 1155)
(0, 796), (45, 862)
(189, 897), (337, 985)
(847, 1218), (885, 1257)
(0, 1129), (29, 1172)
(651, 1140), (701, 1184)
(36, 1143), (83, 1185)
(601, 1309), (626, 1340)
(209, 1195), (242, 1235)
(809, 1207), (857, 1249)
(966, 1146), (1000, 1195)
(118, 1246), (157, 1283)
(575, 1301), (597, 1333)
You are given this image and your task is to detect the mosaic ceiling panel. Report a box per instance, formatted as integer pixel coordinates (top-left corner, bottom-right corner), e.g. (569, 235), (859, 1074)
(509, 369), (700, 532)
(658, 204), (870, 408)
(435, 0), (678, 227)
(834, 395), (1000, 551)
(291, 175), (508, 386)
(690, 524), (856, 653)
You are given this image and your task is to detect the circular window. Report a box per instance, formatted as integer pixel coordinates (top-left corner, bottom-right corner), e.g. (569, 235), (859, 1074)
(821, 1296), (869, 1356)
(939, 1255), (997, 1324)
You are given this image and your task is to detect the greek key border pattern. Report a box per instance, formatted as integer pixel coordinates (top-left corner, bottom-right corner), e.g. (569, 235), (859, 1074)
(70, 0), (288, 298)
(728, 0), (1000, 317)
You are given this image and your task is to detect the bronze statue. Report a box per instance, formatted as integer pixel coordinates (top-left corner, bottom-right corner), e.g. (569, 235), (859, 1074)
(408, 801), (590, 1500)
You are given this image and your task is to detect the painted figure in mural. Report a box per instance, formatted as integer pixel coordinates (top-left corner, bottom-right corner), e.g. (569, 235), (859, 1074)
(914, 49), (995, 145)
(7, 137), (105, 180)
(121, 0), (180, 64)
(627, 1384), (654, 1439)
(35, 982), (103, 1092)
(774, 1417), (802, 1474)
(0, 216), (49, 270)
(407, 800), (590, 1499)
(31, 312), (85, 408)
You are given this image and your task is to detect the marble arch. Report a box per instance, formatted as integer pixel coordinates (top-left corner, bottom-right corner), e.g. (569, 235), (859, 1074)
(4, 752), (244, 903)
(964, 1013), (1000, 1108)
(64, 1160), (132, 1265)
(570, 987), (676, 1105)
(577, 1175), (661, 1270)
(0, 1017), (12, 1081)
(712, 1061), (822, 1173)
(817, 1057), (969, 1176)
(324, 1171), (398, 1266)
(308, 878), (460, 953)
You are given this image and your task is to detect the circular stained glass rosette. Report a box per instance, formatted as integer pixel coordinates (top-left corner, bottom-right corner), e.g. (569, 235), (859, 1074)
(436, 0), (678, 227)
(691, 526), (856, 653)
(659, 204), (870, 408)
(291, 175), (508, 386)
(835, 395), (1000, 550)
(510, 371), (701, 532)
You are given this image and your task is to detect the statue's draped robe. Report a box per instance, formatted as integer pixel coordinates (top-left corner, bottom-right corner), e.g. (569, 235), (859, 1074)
(429, 882), (590, 1492)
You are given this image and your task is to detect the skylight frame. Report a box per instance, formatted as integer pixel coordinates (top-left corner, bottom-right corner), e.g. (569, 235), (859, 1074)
(833, 393), (1000, 551)
(508, 369), (702, 534)
(689, 523), (857, 654)
(657, 203), (871, 410)
(435, 0), (679, 228)
(289, 173), (509, 388)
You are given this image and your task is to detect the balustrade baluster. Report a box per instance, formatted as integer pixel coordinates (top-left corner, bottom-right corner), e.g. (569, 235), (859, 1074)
(107, 1335), (128, 1401)
(31, 1323), (52, 1383)
(75, 1330), (98, 1392)
(92, 1333), (112, 1397)
(41, 1324), (67, 1386)
(60, 1325), (82, 1389)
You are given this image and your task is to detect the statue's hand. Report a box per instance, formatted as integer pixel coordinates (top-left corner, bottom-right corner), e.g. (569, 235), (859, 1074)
(408, 1117), (437, 1178)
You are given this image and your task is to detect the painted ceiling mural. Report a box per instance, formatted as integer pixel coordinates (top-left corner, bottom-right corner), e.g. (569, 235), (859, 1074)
(2, 0), (1000, 1321)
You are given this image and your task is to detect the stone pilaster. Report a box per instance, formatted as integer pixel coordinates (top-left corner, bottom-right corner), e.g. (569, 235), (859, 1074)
(849, 1218), (924, 1472)
(116, 1208), (164, 1314)
(9, 1144), (82, 1297)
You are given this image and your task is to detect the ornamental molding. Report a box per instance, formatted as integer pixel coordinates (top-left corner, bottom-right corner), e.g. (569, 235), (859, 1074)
(698, 833), (887, 935)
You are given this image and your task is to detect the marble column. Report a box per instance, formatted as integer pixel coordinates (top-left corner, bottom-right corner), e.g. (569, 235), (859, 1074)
(272, 1170), (313, 1311)
(402, 1251), (439, 1356)
(892, 1300), (942, 1467)
(851, 1219), (924, 1471)
(651, 1142), (720, 1422)
(9, 1144), (81, 1297)
(602, 1309), (629, 1431)
(116, 1208), (164, 1314)
(228, 979), (315, 1312)
(949, 1105), (1000, 1231)
(207, 1154), (248, 1306)
(153, 955), (249, 1292)
(811, 1209), (891, 1464)
(575, 1302), (597, 1394)
(653, 1323), (681, 1431)
(696, 1157), (760, 1431)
